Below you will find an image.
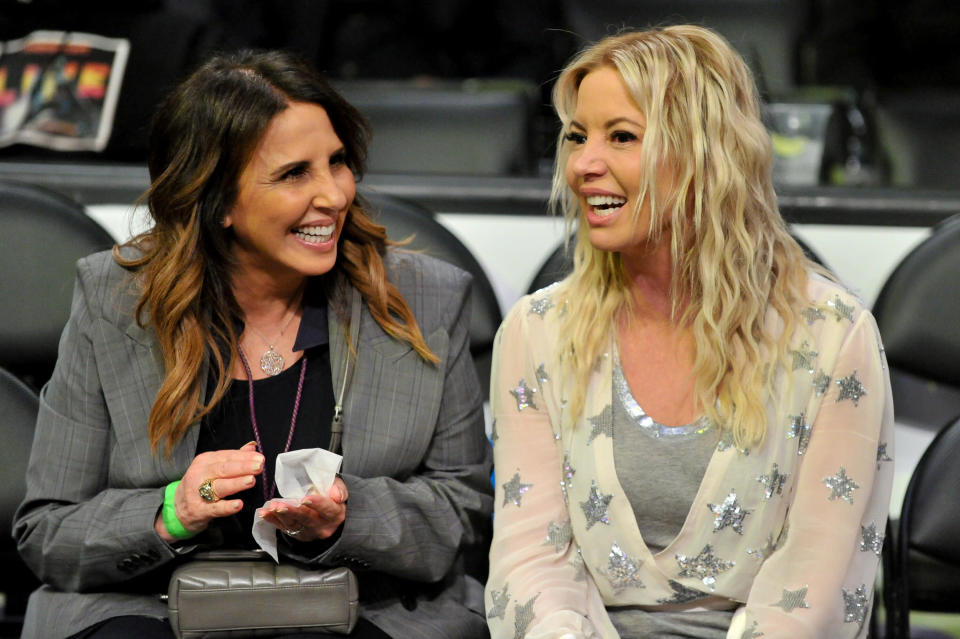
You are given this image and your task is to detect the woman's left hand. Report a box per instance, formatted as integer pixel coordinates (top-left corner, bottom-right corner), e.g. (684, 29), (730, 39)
(257, 476), (348, 542)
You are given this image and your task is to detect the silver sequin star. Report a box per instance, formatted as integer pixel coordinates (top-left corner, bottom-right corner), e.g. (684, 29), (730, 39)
(741, 621), (765, 638)
(535, 363), (549, 386)
(560, 452), (576, 504)
(502, 471), (532, 507)
(656, 579), (705, 604)
(801, 306), (826, 325)
(824, 467), (860, 504)
(836, 371), (867, 406)
(544, 521), (571, 552)
(513, 594), (539, 639)
(580, 481), (613, 529)
(509, 378), (538, 411)
(877, 442), (893, 468)
(786, 412), (812, 455)
(812, 370), (831, 397)
(708, 491), (752, 534)
(828, 295), (855, 322)
(570, 546), (586, 581)
(842, 584), (869, 627)
(586, 404), (613, 444)
(717, 430), (750, 455)
(757, 463), (788, 500)
(487, 583), (509, 620)
(790, 341), (818, 372)
(528, 297), (554, 318)
(772, 585), (811, 612)
(675, 544), (734, 591)
(601, 543), (645, 592)
(859, 522), (884, 556)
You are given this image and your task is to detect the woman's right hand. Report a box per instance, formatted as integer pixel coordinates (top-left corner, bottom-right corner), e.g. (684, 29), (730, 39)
(155, 441), (264, 542)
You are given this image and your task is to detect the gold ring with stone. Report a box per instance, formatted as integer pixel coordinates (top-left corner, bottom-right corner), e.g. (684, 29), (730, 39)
(282, 525), (304, 537)
(198, 478), (220, 503)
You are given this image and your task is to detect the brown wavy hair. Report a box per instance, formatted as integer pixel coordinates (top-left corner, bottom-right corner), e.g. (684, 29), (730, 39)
(116, 50), (437, 454)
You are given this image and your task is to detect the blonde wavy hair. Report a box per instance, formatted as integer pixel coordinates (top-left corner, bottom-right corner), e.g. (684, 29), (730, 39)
(117, 50), (437, 455)
(551, 25), (817, 447)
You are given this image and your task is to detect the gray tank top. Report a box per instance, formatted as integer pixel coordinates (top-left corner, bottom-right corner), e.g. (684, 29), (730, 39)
(606, 349), (734, 638)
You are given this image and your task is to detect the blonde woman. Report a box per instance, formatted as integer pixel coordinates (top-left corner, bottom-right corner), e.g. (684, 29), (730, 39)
(487, 26), (892, 639)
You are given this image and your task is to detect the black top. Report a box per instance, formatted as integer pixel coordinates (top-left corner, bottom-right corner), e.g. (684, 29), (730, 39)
(196, 281), (335, 548)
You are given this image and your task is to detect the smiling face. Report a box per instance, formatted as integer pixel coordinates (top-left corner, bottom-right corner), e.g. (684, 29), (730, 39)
(224, 101), (355, 288)
(564, 65), (675, 262)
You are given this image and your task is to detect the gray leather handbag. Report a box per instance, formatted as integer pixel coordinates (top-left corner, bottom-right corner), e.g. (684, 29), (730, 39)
(167, 549), (358, 639)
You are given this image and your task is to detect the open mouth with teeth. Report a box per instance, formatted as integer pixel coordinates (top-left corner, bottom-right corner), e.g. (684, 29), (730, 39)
(292, 223), (335, 244)
(586, 195), (628, 217)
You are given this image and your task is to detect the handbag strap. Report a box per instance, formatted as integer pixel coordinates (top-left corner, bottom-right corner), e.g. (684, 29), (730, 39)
(329, 287), (361, 455)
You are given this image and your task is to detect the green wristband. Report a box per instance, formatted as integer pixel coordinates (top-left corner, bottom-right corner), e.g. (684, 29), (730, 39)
(162, 481), (196, 540)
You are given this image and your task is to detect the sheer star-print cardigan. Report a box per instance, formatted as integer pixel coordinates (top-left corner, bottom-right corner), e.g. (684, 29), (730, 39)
(486, 274), (894, 639)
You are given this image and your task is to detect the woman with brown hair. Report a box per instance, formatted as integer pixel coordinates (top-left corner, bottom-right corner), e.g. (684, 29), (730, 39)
(487, 26), (892, 638)
(15, 50), (492, 639)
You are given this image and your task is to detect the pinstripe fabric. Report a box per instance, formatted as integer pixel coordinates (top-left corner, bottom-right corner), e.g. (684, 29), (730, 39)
(13, 250), (492, 639)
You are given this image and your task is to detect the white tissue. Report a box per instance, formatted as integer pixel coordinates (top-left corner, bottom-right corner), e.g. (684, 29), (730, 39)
(252, 447), (343, 561)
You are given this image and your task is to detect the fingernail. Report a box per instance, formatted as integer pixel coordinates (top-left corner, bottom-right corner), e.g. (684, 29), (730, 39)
(242, 441), (257, 449)
(278, 507), (288, 514)
(246, 476), (255, 486)
(338, 487), (346, 503)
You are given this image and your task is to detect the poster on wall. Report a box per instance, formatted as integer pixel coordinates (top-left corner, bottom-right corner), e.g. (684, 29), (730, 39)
(0, 30), (129, 152)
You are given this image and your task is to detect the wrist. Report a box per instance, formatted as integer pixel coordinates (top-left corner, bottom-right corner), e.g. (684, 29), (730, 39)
(161, 481), (197, 541)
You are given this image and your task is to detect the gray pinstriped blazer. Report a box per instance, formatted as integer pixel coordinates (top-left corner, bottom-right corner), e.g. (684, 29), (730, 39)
(13, 249), (492, 639)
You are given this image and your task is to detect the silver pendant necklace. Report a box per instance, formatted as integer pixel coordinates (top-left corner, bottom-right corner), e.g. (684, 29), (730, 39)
(244, 307), (299, 376)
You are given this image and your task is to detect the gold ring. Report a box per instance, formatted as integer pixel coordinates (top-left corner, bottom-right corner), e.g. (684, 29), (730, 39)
(198, 478), (220, 503)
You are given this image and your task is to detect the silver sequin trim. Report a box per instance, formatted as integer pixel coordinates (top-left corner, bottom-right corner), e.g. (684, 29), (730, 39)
(612, 349), (713, 438)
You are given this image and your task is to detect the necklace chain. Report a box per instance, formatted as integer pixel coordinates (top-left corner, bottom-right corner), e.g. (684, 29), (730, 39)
(243, 299), (300, 376)
(237, 345), (307, 502)
(245, 308), (298, 349)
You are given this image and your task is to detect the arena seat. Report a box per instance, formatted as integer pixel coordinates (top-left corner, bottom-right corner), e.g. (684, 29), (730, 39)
(0, 180), (115, 390)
